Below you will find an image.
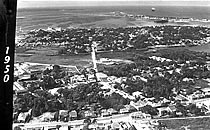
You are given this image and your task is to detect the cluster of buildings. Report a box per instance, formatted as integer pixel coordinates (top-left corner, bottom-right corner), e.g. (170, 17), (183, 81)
(14, 116), (164, 130)
(111, 11), (210, 24)
(13, 19), (210, 130)
(15, 26), (210, 55)
(13, 51), (210, 124)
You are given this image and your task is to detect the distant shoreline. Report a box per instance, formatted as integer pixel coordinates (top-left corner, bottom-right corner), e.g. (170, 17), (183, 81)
(16, 5), (210, 34)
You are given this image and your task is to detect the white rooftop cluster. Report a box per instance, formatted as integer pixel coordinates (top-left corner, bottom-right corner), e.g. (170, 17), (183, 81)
(149, 56), (172, 62)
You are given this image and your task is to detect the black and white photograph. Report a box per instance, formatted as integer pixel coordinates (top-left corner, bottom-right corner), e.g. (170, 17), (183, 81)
(11, 0), (210, 130)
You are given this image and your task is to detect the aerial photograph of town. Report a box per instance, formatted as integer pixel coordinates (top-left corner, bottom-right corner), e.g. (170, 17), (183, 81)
(13, 0), (210, 130)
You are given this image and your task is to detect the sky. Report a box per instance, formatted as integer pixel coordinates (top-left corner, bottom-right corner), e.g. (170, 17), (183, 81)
(17, 0), (210, 8)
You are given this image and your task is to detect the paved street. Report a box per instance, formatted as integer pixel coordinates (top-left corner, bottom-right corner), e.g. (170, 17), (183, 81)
(13, 111), (210, 129)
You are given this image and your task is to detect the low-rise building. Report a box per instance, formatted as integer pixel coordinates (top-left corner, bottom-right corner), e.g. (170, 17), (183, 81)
(83, 110), (96, 118)
(157, 105), (176, 117)
(107, 108), (118, 115)
(119, 107), (130, 114)
(101, 109), (111, 117)
(69, 110), (77, 120)
(201, 88), (210, 96)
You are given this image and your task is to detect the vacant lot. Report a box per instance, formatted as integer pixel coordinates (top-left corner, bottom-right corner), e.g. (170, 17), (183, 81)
(160, 117), (210, 130)
(15, 47), (144, 67)
(15, 47), (91, 66)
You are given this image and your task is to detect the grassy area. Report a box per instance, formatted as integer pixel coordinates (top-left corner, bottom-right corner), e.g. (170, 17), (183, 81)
(156, 43), (210, 53)
(160, 117), (210, 130)
(15, 47), (145, 66)
(97, 49), (146, 60)
(186, 43), (210, 53)
(194, 79), (210, 89)
(15, 47), (92, 66)
(15, 47), (30, 53)
(15, 43), (210, 68)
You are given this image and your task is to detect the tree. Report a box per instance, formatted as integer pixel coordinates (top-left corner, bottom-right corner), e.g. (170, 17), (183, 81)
(175, 102), (187, 117)
(187, 103), (205, 116)
(58, 47), (67, 55)
(140, 105), (158, 116)
(42, 75), (57, 89)
(43, 68), (51, 75)
(53, 65), (61, 73)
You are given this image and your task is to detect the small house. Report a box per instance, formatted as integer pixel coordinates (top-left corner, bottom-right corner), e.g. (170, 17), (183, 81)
(101, 109), (111, 117)
(119, 107), (130, 114)
(201, 87), (210, 96)
(69, 110), (77, 120)
(84, 110), (96, 118)
(107, 108), (118, 115)
(59, 110), (69, 122)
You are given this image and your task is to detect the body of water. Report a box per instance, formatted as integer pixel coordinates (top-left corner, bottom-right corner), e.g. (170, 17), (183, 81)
(18, 6), (210, 20)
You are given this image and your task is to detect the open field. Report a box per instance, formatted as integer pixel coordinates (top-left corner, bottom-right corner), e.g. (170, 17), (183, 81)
(15, 42), (210, 67)
(15, 47), (92, 67)
(160, 117), (210, 130)
(15, 48), (139, 67)
(186, 43), (210, 53)
(154, 43), (210, 53)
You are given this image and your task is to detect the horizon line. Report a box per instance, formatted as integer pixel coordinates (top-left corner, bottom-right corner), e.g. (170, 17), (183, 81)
(17, 0), (210, 8)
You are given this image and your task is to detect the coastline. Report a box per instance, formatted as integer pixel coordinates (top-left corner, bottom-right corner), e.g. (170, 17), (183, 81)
(13, 5), (210, 130)
(16, 6), (210, 35)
